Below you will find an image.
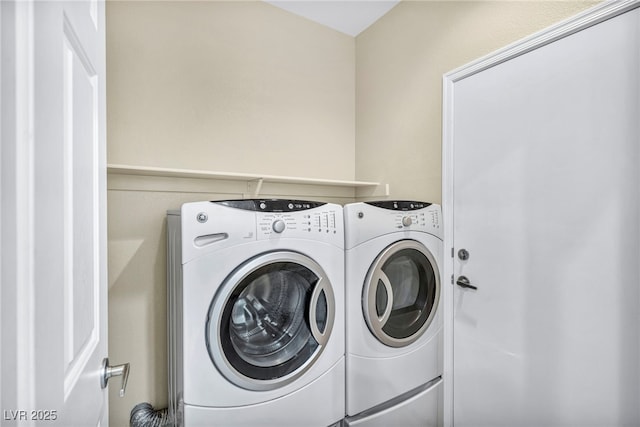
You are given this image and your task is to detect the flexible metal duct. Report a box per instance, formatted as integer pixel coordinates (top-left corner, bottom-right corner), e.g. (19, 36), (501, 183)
(130, 403), (172, 427)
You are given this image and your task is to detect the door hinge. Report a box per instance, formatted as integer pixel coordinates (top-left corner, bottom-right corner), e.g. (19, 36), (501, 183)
(451, 247), (454, 257)
(451, 274), (454, 284)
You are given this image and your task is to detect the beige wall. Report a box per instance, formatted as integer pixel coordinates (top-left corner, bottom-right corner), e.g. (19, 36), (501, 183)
(107, 0), (355, 180)
(355, 1), (597, 204)
(107, 1), (598, 425)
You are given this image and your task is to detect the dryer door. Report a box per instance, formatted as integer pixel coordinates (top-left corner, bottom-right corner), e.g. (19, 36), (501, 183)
(363, 240), (440, 347)
(206, 251), (335, 391)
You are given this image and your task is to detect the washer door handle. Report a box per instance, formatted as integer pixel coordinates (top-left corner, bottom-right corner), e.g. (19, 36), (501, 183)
(309, 278), (334, 346)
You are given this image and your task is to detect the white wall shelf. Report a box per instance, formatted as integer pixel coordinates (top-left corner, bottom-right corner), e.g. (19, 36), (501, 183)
(107, 164), (389, 198)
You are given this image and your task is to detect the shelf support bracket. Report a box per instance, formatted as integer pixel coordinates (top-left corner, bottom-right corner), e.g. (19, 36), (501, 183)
(245, 178), (264, 199)
(356, 183), (390, 199)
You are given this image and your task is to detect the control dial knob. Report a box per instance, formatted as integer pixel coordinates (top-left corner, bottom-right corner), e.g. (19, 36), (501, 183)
(402, 216), (413, 227)
(272, 219), (286, 233)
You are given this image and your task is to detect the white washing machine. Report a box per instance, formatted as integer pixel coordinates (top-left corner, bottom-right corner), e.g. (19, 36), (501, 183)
(343, 201), (444, 426)
(167, 199), (345, 427)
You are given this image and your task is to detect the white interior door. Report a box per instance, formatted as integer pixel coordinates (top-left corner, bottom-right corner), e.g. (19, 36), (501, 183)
(443, 3), (640, 427)
(1, 0), (111, 425)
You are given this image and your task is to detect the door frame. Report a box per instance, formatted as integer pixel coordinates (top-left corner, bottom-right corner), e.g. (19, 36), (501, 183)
(441, 1), (639, 425)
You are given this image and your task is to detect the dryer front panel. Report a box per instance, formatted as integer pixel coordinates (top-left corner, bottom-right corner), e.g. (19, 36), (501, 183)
(363, 240), (440, 348)
(206, 251), (335, 391)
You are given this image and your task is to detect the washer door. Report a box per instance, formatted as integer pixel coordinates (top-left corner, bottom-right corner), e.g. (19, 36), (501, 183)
(207, 251), (335, 391)
(363, 240), (440, 348)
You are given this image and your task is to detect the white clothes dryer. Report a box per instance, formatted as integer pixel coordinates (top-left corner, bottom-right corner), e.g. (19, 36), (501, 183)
(343, 201), (444, 426)
(167, 200), (345, 427)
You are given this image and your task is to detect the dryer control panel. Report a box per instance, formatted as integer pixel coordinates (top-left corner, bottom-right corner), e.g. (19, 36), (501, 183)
(392, 208), (440, 230)
(362, 200), (440, 231)
(344, 201), (442, 249)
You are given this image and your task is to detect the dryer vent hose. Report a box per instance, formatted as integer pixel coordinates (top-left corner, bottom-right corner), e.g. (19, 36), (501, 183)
(130, 403), (172, 427)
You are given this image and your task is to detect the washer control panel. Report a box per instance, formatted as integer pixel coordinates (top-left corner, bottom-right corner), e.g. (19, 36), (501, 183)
(252, 200), (343, 245)
(257, 209), (340, 238)
(181, 200), (345, 261)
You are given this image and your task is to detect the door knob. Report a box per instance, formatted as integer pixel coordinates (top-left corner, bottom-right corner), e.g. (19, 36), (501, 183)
(456, 275), (477, 290)
(101, 358), (130, 397)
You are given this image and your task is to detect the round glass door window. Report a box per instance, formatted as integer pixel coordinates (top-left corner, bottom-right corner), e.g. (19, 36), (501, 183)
(207, 252), (334, 391)
(363, 240), (440, 347)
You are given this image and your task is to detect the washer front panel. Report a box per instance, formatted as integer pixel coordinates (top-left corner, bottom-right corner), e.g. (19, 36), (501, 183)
(207, 251), (335, 391)
(363, 240), (440, 348)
